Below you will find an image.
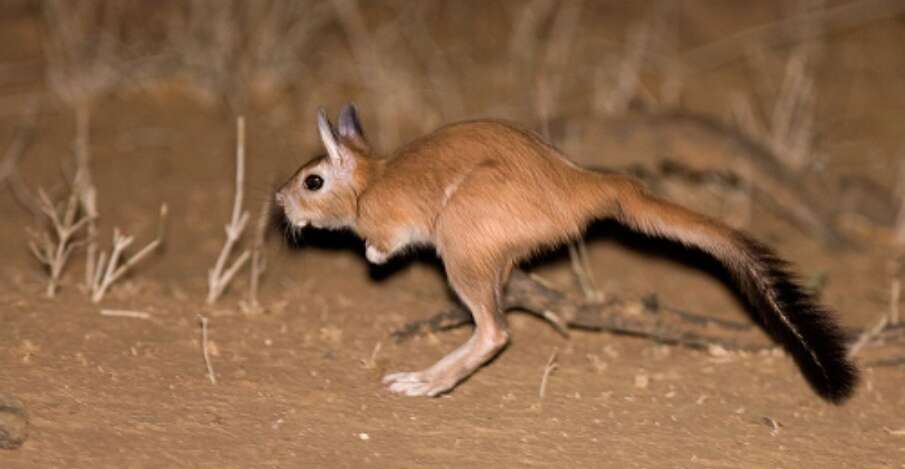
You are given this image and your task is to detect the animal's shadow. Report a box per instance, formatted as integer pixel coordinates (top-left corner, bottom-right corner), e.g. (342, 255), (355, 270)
(275, 206), (769, 332)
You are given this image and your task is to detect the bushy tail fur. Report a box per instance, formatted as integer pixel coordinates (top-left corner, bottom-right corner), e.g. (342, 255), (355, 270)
(613, 187), (858, 403)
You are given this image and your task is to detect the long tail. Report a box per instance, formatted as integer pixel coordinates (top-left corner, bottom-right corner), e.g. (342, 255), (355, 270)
(611, 183), (858, 403)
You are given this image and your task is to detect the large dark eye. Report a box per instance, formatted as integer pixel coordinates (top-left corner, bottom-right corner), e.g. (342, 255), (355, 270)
(304, 174), (324, 191)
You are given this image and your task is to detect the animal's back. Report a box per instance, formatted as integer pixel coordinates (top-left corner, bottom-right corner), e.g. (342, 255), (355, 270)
(372, 120), (612, 258)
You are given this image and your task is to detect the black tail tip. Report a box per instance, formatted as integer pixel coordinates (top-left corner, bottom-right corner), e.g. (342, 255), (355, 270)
(737, 234), (859, 404)
(808, 355), (859, 404)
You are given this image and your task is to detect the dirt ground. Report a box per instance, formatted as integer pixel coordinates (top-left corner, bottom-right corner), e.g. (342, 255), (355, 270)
(2, 1), (905, 468)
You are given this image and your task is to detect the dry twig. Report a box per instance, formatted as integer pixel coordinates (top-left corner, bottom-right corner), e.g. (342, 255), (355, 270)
(538, 348), (559, 399)
(359, 342), (382, 370)
(198, 315), (217, 384)
(848, 313), (889, 359)
(89, 205), (167, 303)
(99, 309), (151, 320)
(207, 116), (251, 303)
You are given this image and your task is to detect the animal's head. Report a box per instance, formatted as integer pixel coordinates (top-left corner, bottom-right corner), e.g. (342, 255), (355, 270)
(276, 104), (373, 230)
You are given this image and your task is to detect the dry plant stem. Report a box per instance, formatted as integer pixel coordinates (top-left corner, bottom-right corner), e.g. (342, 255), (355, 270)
(207, 116), (250, 304)
(198, 315), (217, 385)
(246, 197), (272, 310)
(90, 205), (168, 303)
(73, 105), (100, 289)
(538, 348), (559, 399)
(895, 159), (905, 245)
(891, 277), (901, 325)
(360, 342), (382, 369)
(28, 189), (91, 297)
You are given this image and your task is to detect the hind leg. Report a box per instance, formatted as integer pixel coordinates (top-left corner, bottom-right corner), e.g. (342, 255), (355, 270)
(383, 256), (510, 397)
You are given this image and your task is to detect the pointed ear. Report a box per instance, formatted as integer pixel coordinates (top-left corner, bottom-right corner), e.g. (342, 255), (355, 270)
(337, 103), (369, 150)
(317, 107), (348, 167)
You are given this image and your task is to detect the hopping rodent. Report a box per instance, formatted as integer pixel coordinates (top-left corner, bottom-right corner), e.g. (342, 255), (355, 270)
(275, 104), (857, 402)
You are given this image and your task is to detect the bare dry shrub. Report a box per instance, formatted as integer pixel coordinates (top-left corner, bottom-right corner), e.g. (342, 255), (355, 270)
(89, 205), (167, 303)
(27, 189), (91, 298)
(42, 0), (133, 288)
(165, 0), (333, 111)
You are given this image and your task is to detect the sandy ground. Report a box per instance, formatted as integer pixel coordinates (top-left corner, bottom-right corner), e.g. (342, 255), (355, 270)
(1, 2), (905, 467)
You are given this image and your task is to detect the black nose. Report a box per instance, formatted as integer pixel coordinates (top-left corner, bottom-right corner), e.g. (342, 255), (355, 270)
(274, 191), (286, 207)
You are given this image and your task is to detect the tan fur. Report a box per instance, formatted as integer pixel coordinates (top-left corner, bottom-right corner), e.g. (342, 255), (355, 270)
(276, 106), (844, 398)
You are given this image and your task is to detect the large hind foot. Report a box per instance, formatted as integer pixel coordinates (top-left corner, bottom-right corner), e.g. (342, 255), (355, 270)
(382, 331), (508, 397)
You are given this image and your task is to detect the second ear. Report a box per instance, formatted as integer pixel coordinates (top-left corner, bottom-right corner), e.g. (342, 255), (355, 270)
(338, 104), (365, 140)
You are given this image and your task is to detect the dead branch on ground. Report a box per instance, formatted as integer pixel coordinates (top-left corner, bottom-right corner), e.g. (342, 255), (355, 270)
(393, 269), (761, 351)
(207, 116), (250, 304)
(89, 205), (167, 303)
(393, 269), (905, 364)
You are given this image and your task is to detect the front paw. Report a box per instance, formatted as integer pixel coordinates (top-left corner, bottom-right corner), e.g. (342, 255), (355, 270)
(365, 243), (390, 264)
